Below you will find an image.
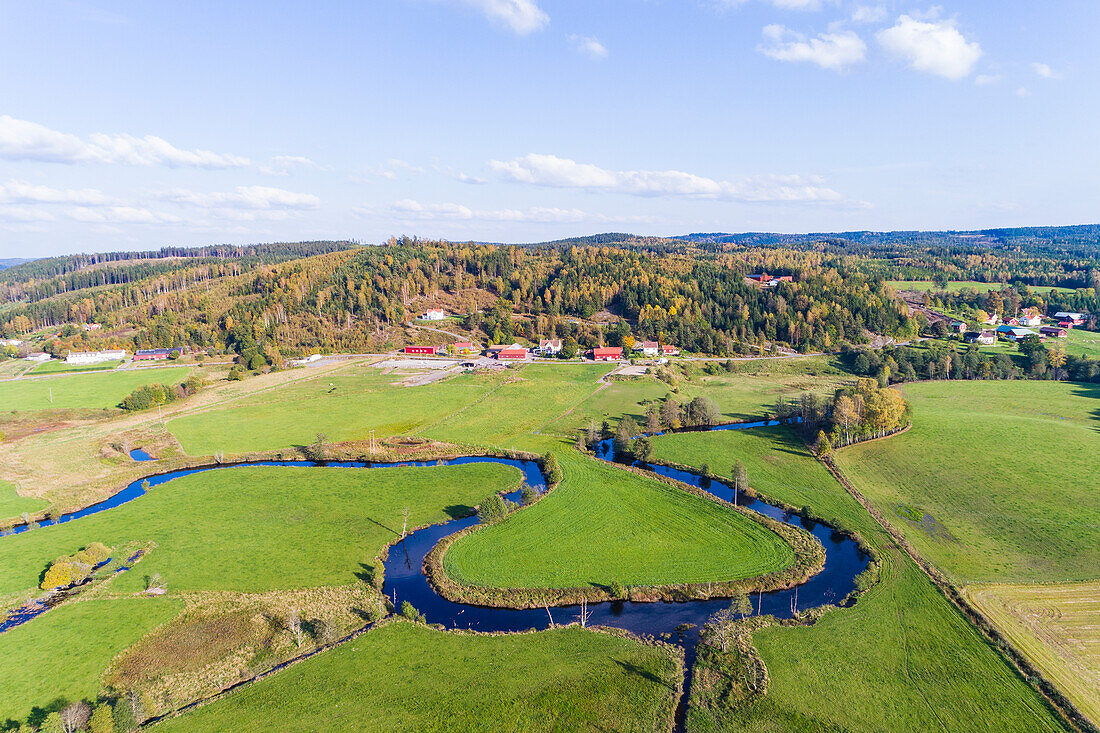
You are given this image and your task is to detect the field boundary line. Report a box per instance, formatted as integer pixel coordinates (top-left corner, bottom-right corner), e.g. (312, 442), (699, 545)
(820, 450), (1097, 733)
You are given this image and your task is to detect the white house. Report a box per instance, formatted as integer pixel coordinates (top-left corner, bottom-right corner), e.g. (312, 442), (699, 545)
(1, 338), (22, 347)
(23, 352), (51, 362)
(66, 349), (127, 365)
(634, 340), (659, 357)
(418, 309), (446, 321)
(287, 354), (324, 366)
(1017, 310), (1042, 327)
(537, 339), (562, 355)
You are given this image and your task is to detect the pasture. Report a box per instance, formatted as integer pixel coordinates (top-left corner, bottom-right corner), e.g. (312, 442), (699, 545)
(649, 426), (1067, 733)
(889, 280), (1076, 295)
(835, 380), (1100, 583)
(0, 366), (193, 412)
(0, 463), (521, 603)
(965, 581), (1100, 724)
(168, 362), (503, 455)
(0, 478), (47, 518)
(1063, 327), (1100, 357)
(155, 621), (681, 733)
(443, 450), (796, 590)
(0, 597), (183, 721)
(30, 359), (123, 374)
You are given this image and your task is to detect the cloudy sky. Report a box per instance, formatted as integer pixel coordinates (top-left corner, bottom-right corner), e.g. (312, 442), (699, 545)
(1, 1), (1096, 257)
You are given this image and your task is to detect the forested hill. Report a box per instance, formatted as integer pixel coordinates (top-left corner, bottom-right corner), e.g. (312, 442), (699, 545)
(0, 241), (359, 284)
(0, 258), (31, 271)
(0, 239), (915, 359)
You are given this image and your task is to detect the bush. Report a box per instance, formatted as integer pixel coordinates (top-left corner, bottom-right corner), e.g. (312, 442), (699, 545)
(401, 601), (425, 623)
(119, 383), (178, 411)
(41, 542), (113, 589)
(520, 483), (539, 506)
(610, 581), (626, 599)
(227, 367), (244, 381)
(478, 494), (513, 524)
(541, 452), (562, 484)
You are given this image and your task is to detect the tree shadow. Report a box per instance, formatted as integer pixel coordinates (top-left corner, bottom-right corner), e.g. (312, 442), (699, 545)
(443, 504), (475, 520)
(362, 516), (400, 536)
(613, 659), (676, 692)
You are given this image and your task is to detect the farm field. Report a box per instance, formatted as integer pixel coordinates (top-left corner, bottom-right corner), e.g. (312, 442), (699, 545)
(965, 581), (1100, 724)
(0, 478), (47, 517)
(649, 426), (1068, 732)
(0, 366), (193, 412)
(889, 280), (1076, 294)
(0, 463), (521, 603)
(155, 621), (682, 733)
(443, 449), (796, 590)
(0, 597), (183, 721)
(835, 380), (1100, 584)
(422, 363), (613, 446)
(168, 362), (502, 455)
(1063, 327), (1100, 357)
(30, 359), (123, 374)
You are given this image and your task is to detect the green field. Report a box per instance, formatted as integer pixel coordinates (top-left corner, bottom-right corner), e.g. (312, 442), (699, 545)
(835, 380), (1100, 584)
(0, 366), (193, 411)
(0, 478), (48, 517)
(649, 426), (1068, 732)
(1063, 327), (1100, 357)
(966, 581), (1100, 725)
(155, 621), (681, 733)
(444, 450), (795, 590)
(168, 363), (502, 455)
(30, 359), (123, 374)
(423, 363), (613, 446)
(0, 597), (183, 721)
(0, 463), (521, 602)
(889, 280), (1076, 295)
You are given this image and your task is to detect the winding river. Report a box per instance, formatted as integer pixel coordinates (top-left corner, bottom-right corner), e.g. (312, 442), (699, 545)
(3, 421), (869, 727)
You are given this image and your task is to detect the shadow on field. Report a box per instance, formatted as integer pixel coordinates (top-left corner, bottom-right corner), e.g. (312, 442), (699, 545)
(443, 504), (475, 520)
(613, 659), (677, 691)
(1071, 382), (1100, 433)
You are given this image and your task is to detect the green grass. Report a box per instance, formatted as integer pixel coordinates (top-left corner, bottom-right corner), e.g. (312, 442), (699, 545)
(0, 366), (192, 411)
(648, 426), (1067, 733)
(0, 464), (521, 601)
(1062, 328), (1100, 357)
(443, 449), (795, 589)
(30, 359), (123, 374)
(0, 597), (183, 721)
(889, 280), (1076, 294)
(168, 363), (501, 455)
(423, 363), (613, 446)
(155, 621), (681, 733)
(835, 380), (1100, 584)
(0, 478), (48, 517)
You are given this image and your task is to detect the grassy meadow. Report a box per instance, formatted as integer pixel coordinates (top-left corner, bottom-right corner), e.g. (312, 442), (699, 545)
(889, 280), (1076, 295)
(835, 380), (1100, 584)
(649, 425), (1068, 733)
(443, 450), (796, 590)
(0, 597), (183, 721)
(0, 463), (521, 603)
(0, 478), (48, 518)
(155, 621), (682, 733)
(30, 359), (124, 374)
(965, 581), (1100, 724)
(168, 362), (503, 455)
(1063, 327), (1100, 357)
(0, 366), (193, 412)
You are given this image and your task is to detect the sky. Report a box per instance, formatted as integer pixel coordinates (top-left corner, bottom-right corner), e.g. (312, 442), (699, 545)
(0, 0), (1097, 257)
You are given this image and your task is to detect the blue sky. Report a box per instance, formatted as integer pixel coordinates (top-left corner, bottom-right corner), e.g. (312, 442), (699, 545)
(0, 0), (1096, 256)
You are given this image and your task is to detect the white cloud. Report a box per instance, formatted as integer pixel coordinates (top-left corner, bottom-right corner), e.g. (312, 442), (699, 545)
(759, 25), (866, 71)
(0, 180), (113, 206)
(0, 115), (252, 168)
(259, 155), (324, 176)
(1016, 86), (1031, 97)
(974, 73), (1002, 86)
(876, 15), (981, 80)
(66, 206), (181, 224)
(158, 185), (320, 210)
(384, 199), (594, 223)
(449, 0), (548, 35)
(488, 153), (858, 204)
(569, 34), (608, 59)
(0, 205), (56, 223)
(850, 5), (886, 23)
(1031, 62), (1061, 79)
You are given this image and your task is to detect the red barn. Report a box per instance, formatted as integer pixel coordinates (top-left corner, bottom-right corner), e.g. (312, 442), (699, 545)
(497, 346), (528, 360)
(591, 347), (623, 361)
(404, 345), (438, 355)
